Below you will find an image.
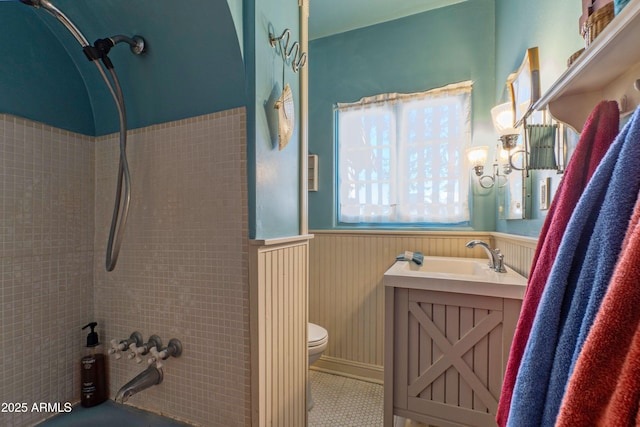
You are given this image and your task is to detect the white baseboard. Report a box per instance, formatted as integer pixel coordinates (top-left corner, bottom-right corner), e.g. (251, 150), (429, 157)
(311, 355), (383, 384)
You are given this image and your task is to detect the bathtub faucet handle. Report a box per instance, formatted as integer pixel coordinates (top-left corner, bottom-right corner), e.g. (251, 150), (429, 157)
(109, 331), (144, 360)
(147, 338), (183, 368)
(132, 335), (162, 364)
(109, 338), (124, 359)
(128, 343), (143, 363)
(148, 347), (164, 368)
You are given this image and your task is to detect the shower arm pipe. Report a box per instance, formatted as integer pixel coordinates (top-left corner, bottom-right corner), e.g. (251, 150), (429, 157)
(110, 35), (145, 55)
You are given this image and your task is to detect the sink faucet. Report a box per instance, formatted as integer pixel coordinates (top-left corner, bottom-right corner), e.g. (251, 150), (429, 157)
(465, 240), (507, 273)
(115, 365), (163, 403)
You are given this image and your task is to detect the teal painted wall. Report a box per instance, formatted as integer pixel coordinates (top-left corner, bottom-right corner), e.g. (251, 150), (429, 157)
(495, 0), (583, 237)
(1, 0), (301, 241)
(0, 0), (246, 136)
(228, 0), (244, 56)
(244, 0), (301, 239)
(0, 3), (96, 134)
(308, 0), (496, 231)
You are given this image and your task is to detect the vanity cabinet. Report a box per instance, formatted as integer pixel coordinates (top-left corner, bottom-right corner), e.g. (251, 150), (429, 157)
(536, 1), (640, 131)
(384, 286), (522, 427)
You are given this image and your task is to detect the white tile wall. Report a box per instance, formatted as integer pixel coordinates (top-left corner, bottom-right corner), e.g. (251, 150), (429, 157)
(93, 108), (250, 427)
(0, 115), (94, 427)
(0, 108), (249, 427)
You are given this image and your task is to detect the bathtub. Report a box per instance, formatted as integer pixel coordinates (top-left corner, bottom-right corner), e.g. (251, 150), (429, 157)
(36, 400), (193, 427)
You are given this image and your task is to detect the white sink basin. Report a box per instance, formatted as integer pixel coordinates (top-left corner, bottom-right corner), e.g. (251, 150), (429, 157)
(384, 256), (527, 299)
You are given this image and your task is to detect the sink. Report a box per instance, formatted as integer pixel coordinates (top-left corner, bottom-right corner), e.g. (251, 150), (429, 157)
(384, 256), (526, 426)
(384, 256), (527, 299)
(399, 256), (490, 276)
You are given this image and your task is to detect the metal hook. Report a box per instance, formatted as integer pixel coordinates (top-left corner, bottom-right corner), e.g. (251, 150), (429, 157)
(269, 28), (307, 73)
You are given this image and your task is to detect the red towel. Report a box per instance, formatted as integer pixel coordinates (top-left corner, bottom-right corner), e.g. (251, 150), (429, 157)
(496, 101), (619, 426)
(555, 194), (640, 426)
(602, 322), (640, 426)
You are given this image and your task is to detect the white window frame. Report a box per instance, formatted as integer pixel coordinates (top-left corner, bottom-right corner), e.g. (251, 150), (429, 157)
(336, 81), (472, 225)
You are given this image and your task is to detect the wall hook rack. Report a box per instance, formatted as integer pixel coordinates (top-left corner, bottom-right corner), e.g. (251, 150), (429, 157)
(269, 28), (307, 73)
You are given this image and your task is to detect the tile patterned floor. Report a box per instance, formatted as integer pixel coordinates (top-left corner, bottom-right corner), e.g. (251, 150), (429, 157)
(308, 370), (384, 427)
(308, 371), (430, 427)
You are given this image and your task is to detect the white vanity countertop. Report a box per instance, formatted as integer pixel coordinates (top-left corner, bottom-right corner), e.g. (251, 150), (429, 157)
(384, 257), (527, 300)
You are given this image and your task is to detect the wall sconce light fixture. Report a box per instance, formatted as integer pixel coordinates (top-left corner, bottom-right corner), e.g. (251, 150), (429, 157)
(468, 146), (488, 177)
(467, 145), (512, 189)
(491, 102), (520, 150)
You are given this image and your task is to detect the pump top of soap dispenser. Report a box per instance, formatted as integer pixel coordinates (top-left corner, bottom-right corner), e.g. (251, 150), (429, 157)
(82, 322), (100, 348)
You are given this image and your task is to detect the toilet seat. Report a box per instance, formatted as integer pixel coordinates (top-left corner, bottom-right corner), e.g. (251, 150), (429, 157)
(308, 323), (328, 348)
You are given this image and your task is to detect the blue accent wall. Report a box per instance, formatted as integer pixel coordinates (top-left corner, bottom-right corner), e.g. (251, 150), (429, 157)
(0, 0), (588, 241)
(1, 0), (301, 241)
(0, 0), (246, 136)
(495, 0), (583, 237)
(0, 3), (95, 134)
(308, 0), (496, 231)
(244, 0), (301, 239)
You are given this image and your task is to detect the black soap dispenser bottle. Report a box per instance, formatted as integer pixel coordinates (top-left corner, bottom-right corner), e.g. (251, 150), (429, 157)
(81, 322), (107, 407)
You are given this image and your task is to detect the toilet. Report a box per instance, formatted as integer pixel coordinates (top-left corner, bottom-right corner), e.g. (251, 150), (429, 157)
(307, 322), (328, 410)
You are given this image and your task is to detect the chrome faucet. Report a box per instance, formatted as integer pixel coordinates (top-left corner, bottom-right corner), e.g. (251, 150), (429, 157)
(115, 365), (163, 403)
(465, 240), (507, 273)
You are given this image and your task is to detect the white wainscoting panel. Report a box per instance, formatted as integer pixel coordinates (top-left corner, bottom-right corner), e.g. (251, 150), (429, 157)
(309, 231), (537, 382)
(491, 232), (538, 278)
(250, 236), (310, 427)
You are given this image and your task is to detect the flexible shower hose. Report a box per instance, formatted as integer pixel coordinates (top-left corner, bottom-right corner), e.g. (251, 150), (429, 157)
(86, 60), (131, 272)
(23, 0), (138, 271)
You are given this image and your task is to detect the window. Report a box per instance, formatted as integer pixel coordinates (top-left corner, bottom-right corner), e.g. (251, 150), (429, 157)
(336, 81), (472, 224)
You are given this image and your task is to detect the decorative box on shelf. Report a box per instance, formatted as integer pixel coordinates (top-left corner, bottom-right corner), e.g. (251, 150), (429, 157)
(538, 0), (640, 132)
(580, 0), (614, 30)
(582, 2), (615, 46)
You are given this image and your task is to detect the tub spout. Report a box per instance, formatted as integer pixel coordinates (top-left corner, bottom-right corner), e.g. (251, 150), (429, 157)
(115, 365), (163, 403)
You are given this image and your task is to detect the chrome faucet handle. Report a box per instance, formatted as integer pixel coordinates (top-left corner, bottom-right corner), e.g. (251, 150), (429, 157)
(494, 250), (507, 273)
(466, 240), (507, 273)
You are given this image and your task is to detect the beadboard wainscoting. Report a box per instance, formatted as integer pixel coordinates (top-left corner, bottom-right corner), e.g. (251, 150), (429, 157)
(309, 231), (536, 383)
(491, 232), (538, 278)
(250, 236), (312, 427)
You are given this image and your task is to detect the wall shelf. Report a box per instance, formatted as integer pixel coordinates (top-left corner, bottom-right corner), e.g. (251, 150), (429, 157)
(535, 1), (640, 132)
